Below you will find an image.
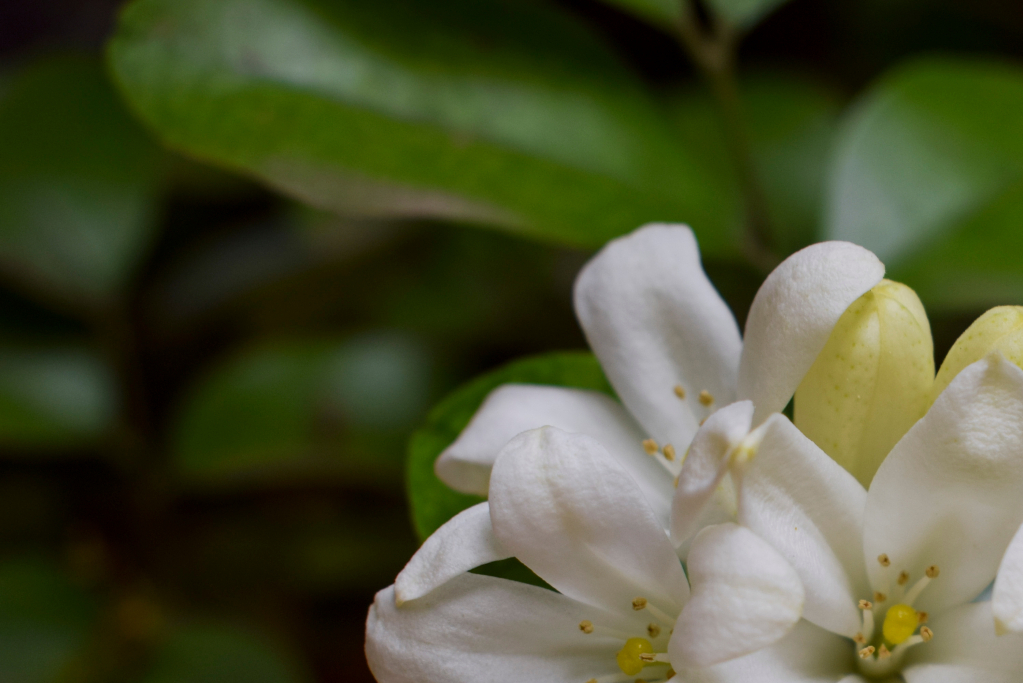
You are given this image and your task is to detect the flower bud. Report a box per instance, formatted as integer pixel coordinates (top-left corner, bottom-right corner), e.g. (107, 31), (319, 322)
(931, 306), (1023, 401)
(794, 279), (933, 487)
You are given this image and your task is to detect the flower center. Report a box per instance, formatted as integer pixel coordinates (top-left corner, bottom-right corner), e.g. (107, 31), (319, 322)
(579, 596), (676, 683)
(853, 555), (938, 678)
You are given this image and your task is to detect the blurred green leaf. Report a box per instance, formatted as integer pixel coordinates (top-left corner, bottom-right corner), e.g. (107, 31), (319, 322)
(0, 557), (97, 683)
(0, 56), (164, 302)
(107, 0), (738, 252)
(143, 623), (307, 683)
(174, 333), (433, 483)
(826, 57), (1023, 309)
(704, 0), (793, 29)
(597, 0), (681, 28)
(673, 73), (842, 252)
(0, 347), (117, 448)
(407, 350), (612, 541)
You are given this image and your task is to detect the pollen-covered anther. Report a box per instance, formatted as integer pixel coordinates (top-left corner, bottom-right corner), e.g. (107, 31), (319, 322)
(642, 439), (658, 455)
(878, 644), (891, 659)
(874, 591), (887, 603)
(920, 626), (933, 642)
(878, 554), (891, 567)
(854, 632), (866, 644)
(579, 620), (594, 634)
(632, 597), (648, 611)
(639, 653), (670, 664)
(918, 611), (928, 624)
(925, 565), (940, 578)
(898, 571), (910, 586)
(663, 444), (676, 461)
(859, 600), (873, 610)
(647, 623), (661, 638)
(673, 385), (686, 399)
(698, 390), (713, 406)
(858, 646), (875, 659)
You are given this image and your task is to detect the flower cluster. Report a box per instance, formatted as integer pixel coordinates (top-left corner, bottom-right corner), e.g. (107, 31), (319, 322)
(365, 224), (1023, 682)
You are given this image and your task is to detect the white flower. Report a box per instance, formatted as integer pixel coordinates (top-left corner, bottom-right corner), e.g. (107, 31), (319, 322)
(674, 352), (1023, 681)
(367, 426), (803, 683)
(434, 223), (883, 546)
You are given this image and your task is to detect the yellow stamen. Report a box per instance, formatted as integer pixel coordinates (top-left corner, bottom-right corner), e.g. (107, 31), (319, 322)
(858, 646), (875, 659)
(882, 603), (919, 645)
(920, 626), (933, 641)
(898, 571), (910, 586)
(579, 620), (593, 634)
(663, 444), (676, 461)
(698, 390), (713, 406)
(647, 623), (661, 638)
(674, 385), (686, 399)
(878, 554), (890, 567)
(874, 591), (887, 603)
(642, 439), (658, 455)
(616, 637), (653, 676)
(632, 597), (648, 611)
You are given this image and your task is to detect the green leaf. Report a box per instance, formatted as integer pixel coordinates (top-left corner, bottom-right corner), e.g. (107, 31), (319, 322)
(826, 57), (1023, 309)
(704, 0), (793, 29)
(672, 73), (842, 252)
(0, 557), (98, 683)
(173, 333), (433, 484)
(596, 0), (682, 28)
(0, 56), (164, 302)
(143, 623), (308, 683)
(107, 0), (738, 252)
(406, 350), (613, 541)
(0, 347), (117, 448)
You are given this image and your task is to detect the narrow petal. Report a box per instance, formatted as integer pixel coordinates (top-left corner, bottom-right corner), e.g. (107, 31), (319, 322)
(394, 502), (509, 605)
(993, 521), (1023, 634)
(737, 241), (884, 425)
(435, 384), (673, 523)
(677, 620), (856, 683)
(489, 427), (689, 616)
(739, 414), (869, 638)
(671, 523), (803, 667)
(367, 574), (644, 683)
(574, 223), (742, 451)
(671, 400), (754, 547)
(864, 354), (1023, 614)
(902, 602), (1023, 683)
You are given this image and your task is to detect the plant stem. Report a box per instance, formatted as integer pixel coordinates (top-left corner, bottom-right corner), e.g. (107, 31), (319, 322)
(676, 1), (778, 271)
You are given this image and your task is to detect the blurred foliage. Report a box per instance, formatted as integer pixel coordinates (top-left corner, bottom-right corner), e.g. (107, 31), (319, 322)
(2, 0), (1023, 681)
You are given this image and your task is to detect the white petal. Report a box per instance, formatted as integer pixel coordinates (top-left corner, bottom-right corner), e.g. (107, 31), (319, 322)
(671, 523), (803, 667)
(737, 241), (884, 425)
(739, 414), (868, 638)
(435, 384), (673, 522)
(671, 400), (754, 547)
(902, 602), (1023, 683)
(489, 427), (689, 616)
(394, 502), (509, 605)
(676, 620), (856, 683)
(994, 521), (1023, 634)
(864, 354), (1023, 614)
(574, 223), (742, 450)
(367, 573), (644, 683)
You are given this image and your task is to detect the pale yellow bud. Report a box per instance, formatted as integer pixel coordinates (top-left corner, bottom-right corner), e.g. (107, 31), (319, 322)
(795, 280), (934, 487)
(931, 306), (1023, 402)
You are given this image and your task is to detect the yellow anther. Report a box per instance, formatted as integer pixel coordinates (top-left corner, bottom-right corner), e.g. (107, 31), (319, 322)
(898, 571), (910, 586)
(642, 439), (658, 455)
(674, 385), (686, 399)
(647, 623), (661, 638)
(926, 565), (940, 578)
(663, 444), (676, 461)
(920, 626), (933, 642)
(882, 603), (919, 645)
(579, 620), (593, 634)
(859, 600), (873, 610)
(874, 591), (887, 603)
(918, 611), (928, 624)
(698, 390), (713, 406)
(632, 597), (648, 611)
(878, 644), (890, 659)
(854, 632), (866, 644)
(858, 646), (875, 659)
(616, 637), (653, 675)
(878, 553), (891, 567)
